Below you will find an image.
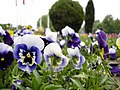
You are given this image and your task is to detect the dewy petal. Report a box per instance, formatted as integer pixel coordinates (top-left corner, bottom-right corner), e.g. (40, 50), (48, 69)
(14, 44), (27, 59)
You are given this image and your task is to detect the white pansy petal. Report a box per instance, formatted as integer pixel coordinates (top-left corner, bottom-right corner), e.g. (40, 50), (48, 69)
(44, 43), (62, 56)
(60, 40), (65, 46)
(62, 28), (68, 36)
(14, 36), (22, 45)
(109, 48), (116, 54)
(0, 43), (13, 53)
(80, 41), (85, 46)
(67, 48), (76, 56)
(21, 35), (44, 50)
(67, 47), (80, 57)
(95, 29), (101, 34)
(46, 32), (57, 42)
(66, 26), (75, 35)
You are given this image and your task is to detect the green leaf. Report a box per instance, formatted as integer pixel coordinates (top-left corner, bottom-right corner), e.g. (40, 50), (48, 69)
(100, 75), (108, 85)
(12, 64), (18, 76)
(73, 73), (88, 78)
(33, 70), (42, 85)
(26, 87), (32, 90)
(32, 77), (38, 90)
(70, 78), (84, 90)
(39, 83), (49, 90)
(43, 85), (62, 90)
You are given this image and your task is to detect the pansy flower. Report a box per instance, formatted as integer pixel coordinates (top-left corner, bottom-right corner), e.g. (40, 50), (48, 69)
(0, 43), (14, 70)
(108, 46), (116, 60)
(61, 26), (81, 48)
(44, 28), (58, 42)
(0, 26), (13, 46)
(14, 34), (44, 73)
(109, 63), (120, 76)
(67, 47), (85, 69)
(96, 29), (109, 59)
(61, 26), (75, 37)
(44, 43), (69, 72)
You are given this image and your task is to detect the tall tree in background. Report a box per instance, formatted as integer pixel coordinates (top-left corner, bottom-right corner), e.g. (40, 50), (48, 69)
(49, 0), (84, 32)
(85, 0), (95, 33)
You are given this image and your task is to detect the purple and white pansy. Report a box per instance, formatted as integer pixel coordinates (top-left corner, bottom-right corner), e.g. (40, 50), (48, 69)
(96, 29), (109, 53)
(0, 26), (13, 46)
(14, 34), (44, 73)
(44, 42), (69, 72)
(67, 47), (85, 69)
(61, 26), (81, 48)
(0, 43), (14, 70)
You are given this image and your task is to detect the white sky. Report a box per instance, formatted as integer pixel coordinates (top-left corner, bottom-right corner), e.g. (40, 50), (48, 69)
(0, 0), (120, 28)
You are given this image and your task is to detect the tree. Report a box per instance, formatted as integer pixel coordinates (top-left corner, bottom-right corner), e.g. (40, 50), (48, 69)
(92, 20), (101, 33)
(49, 0), (84, 32)
(37, 15), (55, 31)
(85, 0), (95, 33)
(100, 15), (120, 33)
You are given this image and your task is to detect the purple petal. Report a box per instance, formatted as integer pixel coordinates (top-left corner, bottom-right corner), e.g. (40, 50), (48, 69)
(3, 31), (14, 46)
(31, 46), (42, 64)
(28, 64), (37, 72)
(14, 44), (27, 59)
(18, 62), (27, 71)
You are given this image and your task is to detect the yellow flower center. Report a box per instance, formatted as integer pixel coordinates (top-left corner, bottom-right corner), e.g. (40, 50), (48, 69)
(1, 58), (4, 61)
(26, 53), (31, 58)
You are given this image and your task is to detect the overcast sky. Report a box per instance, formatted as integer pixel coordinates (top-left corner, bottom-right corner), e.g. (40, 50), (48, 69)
(0, 0), (120, 28)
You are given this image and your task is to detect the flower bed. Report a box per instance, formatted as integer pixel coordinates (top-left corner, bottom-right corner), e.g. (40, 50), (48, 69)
(0, 26), (120, 90)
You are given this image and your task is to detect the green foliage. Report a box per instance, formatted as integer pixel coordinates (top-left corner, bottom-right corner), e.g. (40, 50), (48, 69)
(100, 15), (120, 33)
(85, 0), (95, 33)
(92, 20), (101, 33)
(37, 15), (55, 31)
(49, 0), (84, 32)
(1, 36), (120, 89)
